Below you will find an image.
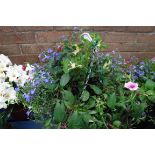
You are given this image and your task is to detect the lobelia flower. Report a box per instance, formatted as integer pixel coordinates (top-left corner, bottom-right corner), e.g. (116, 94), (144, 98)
(47, 48), (53, 54)
(124, 82), (139, 91)
(81, 33), (93, 42)
(23, 93), (32, 103)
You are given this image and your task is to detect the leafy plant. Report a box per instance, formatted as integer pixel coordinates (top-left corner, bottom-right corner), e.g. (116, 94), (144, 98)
(18, 31), (155, 129)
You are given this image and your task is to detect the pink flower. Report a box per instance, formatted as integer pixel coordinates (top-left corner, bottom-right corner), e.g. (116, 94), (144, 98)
(124, 82), (139, 91)
(151, 57), (155, 61)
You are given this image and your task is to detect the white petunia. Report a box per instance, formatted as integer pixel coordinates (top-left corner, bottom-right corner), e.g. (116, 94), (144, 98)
(0, 70), (6, 83)
(6, 66), (21, 82)
(0, 101), (7, 109)
(81, 33), (93, 42)
(0, 54), (12, 66)
(3, 87), (17, 103)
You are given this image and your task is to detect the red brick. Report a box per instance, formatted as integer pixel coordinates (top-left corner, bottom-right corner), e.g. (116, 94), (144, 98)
(35, 31), (71, 43)
(101, 32), (155, 44)
(100, 51), (155, 60)
(9, 55), (39, 64)
(15, 26), (53, 32)
(0, 45), (21, 55)
(104, 42), (149, 52)
(101, 32), (137, 43)
(55, 26), (94, 31)
(94, 26), (127, 32)
(126, 26), (155, 33)
(136, 33), (155, 43)
(20, 43), (55, 54)
(0, 32), (35, 45)
(0, 26), (14, 33)
(120, 52), (155, 59)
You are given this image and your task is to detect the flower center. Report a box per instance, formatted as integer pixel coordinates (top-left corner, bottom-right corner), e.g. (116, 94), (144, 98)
(130, 84), (135, 88)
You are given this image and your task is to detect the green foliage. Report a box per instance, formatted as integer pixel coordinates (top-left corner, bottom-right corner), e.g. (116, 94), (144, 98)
(60, 73), (70, 87)
(145, 79), (155, 90)
(107, 93), (116, 109)
(62, 90), (75, 108)
(54, 103), (66, 123)
(18, 31), (155, 129)
(90, 85), (102, 95)
(81, 90), (90, 102)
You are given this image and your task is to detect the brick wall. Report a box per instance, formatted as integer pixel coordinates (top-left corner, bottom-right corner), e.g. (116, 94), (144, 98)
(0, 26), (155, 64)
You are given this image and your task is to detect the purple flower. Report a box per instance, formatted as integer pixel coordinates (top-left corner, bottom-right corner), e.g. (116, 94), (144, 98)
(38, 52), (43, 59)
(23, 93), (32, 102)
(15, 87), (20, 92)
(30, 89), (36, 95)
(45, 55), (51, 60)
(47, 48), (53, 53)
(137, 70), (144, 76)
(26, 110), (31, 117)
(112, 50), (116, 54)
(41, 57), (46, 62)
(133, 75), (138, 80)
(140, 61), (145, 65)
(44, 79), (49, 83)
(139, 65), (144, 70)
(32, 79), (40, 86)
(151, 57), (155, 61)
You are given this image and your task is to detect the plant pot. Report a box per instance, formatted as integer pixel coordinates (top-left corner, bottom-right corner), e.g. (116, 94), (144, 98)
(0, 109), (12, 129)
(9, 120), (43, 129)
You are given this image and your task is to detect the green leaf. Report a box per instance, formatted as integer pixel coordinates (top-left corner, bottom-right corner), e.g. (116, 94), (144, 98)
(62, 90), (75, 108)
(81, 90), (90, 102)
(54, 103), (66, 123)
(145, 79), (155, 90)
(44, 118), (52, 128)
(107, 93), (116, 109)
(113, 120), (121, 128)
(68, 111), (83, 128)
(60, 73), (70, 87)
(90, 85), (102, 95)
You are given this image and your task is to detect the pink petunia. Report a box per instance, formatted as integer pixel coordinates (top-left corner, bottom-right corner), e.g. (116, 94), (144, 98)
(151, 57), (155, 61)
(124, 82), (139, 91)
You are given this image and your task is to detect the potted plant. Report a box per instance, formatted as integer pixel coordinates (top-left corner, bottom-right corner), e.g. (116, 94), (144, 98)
(18, 32), (155, 129)
(0, 54), (34, 128)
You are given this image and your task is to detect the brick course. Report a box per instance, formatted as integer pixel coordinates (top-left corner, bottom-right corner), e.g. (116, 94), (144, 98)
(0, 26), (155, 64)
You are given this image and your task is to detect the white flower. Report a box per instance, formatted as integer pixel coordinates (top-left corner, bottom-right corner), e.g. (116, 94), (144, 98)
(0, 54), (12, 66)
(0, 70), (6, 83)
(6, 66), (21, 82)
(69, 61), (82, 70)
(81, 33), (93, 42)
(0, 101), (7, 109)
(0, 82), (17, 109)
(0, 62), (8, 72)
(26, 64), (35, 72)
(16, 75), (28, 87)
(70, 62), (76, 69)
(3, 87), (17, 103)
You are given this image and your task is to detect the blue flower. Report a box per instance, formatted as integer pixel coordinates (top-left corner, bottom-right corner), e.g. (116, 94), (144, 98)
(133, 75), (138, 80)
(23, 94), (32, 102)
(44, 79), (49, 83)
(15, 87), (20, 92)
(139, 65), (144, 70)
(137, 70), (144, 77)
(47, 48), (53, 53)
(132, 65), (136, 70)
(140, 61), (145, 65)
(30, 89), (36, 95)
(32, 79), (40, 86)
